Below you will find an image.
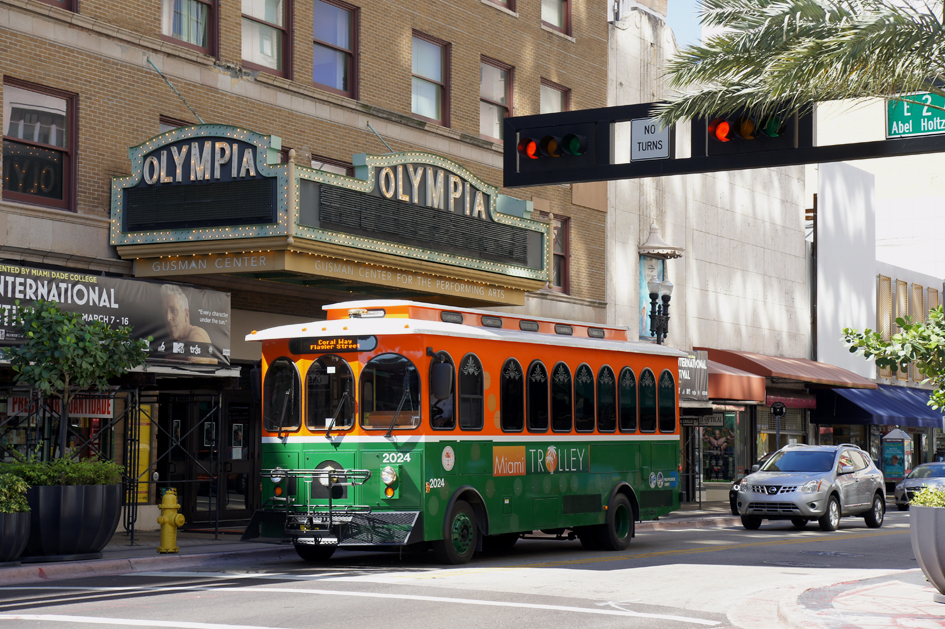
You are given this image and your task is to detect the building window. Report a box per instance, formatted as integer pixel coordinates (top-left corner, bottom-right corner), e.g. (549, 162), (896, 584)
(159, 115), (192, 134)
(540, 78), (570, 113)
(2, 80), (76, 211)
(35, 0), (76, 11)
(242, 0), (289, 76)
(311, 155), (354, 176)
(313, 0), (357, 97)
(541, 0), (570, 34)
(412, 32), (449, 126)
(484, 0), (514, 9)
(162, 0), (214, 53)
(540, 213), (570, 293)
(480, 58), (511, 140)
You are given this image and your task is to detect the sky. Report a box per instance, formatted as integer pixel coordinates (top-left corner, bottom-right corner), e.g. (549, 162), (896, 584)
(666, 0), (702, 50)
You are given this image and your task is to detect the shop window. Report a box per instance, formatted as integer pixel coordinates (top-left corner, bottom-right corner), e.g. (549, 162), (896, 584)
(480, 57), (512, 140)
(639, 368), (656, 432)
(526, 360), (549, 432)
(658, 370), (676, 432)
(162, 0), (215, 54)
(243, 0), (290, 77)
(458, 353), (484, 430)
(551, 362), (572, 432)
(311, 154), (354, 176)
(541, 0), (570, 34)
(313, 0), (358, 98)
(597, 366), (616, 432)
(305, 354), (354, 431)
(2, 80), (76, 211)
(429, 351), (455, 430)
(540, 78), (570, 114)
(263, 357), (300, 432)
(574, 363), (595, 432)
(360, 353), (420, 430)
(500, 358), (524, 432)
(412, 32), (450, 126)
(703, 413), (736, 483)
(618, 367), (637, 432)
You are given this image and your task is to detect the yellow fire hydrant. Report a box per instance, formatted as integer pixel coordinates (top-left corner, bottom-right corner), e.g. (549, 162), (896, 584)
(157, 488), (186, 553)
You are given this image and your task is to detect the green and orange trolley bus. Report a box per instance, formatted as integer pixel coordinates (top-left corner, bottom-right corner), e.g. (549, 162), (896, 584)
(242, 300), (685, 564)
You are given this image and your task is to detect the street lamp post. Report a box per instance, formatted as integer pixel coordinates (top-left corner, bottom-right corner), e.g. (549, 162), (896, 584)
(647, 279), (673, 344)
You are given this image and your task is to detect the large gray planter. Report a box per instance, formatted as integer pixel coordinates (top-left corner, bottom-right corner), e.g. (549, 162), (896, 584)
(23, 484), (122, 558)
(0, 512), (30, 563)
(910, 505), (945, 597)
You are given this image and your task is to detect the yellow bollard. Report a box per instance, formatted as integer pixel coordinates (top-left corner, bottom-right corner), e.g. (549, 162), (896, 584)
(156, 488), (186, 553)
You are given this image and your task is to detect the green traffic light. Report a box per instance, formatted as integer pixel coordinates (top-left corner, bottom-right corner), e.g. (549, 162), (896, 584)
(562, 133), (587, 156)
(760, 117), (783, 138)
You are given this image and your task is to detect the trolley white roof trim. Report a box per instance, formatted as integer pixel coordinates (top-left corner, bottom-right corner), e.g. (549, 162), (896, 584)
(247, 307), (687, 359)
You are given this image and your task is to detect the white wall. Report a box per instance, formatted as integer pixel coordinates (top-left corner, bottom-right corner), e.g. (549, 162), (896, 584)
(230, 309), (322, 362)
(608, 10), (809, 358)
(816, 162), (876, 378)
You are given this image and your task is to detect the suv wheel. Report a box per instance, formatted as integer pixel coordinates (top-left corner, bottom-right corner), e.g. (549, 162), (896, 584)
(741, 515), (762, 530)
(818, 495), (841, 531)
(864, 493), (885, 528)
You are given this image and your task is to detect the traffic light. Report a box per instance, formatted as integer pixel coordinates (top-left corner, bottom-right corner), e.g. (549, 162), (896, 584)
(517, 133), (587, 159)
(703, 113), (795, 156)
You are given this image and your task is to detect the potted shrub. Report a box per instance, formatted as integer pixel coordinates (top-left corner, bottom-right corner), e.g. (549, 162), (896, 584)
(909, 486), (945, 602)
(0, 473), (30, 563)
(0, 457), (123, 559)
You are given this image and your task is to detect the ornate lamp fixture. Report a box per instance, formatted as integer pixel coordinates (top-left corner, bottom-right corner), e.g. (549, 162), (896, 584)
(638, 223), (684, 260)
(647, 279), (673, 345)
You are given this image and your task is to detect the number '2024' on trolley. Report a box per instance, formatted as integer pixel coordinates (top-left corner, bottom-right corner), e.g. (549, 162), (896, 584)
(242, 300), (684, 564)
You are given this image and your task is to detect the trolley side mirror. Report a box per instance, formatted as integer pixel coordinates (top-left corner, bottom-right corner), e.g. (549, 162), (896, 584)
(431, 362), (454, 400)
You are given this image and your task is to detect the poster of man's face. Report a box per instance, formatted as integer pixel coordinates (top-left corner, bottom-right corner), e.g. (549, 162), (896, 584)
(639, 255), (664, 339)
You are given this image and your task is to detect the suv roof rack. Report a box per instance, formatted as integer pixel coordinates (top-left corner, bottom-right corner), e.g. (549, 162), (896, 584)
(836, 443), (861, 450)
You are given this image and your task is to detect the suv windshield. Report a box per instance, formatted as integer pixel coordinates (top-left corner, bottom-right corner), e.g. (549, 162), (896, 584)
(909, 464), (945, 479)
(761, 450), (836, 473)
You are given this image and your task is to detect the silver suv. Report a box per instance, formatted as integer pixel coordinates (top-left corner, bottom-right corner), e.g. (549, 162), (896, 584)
(735, 444), (885, 531)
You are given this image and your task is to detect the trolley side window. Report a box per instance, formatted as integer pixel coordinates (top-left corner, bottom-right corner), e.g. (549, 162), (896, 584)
(263, 357), (301, 433)
(618, 367), (637, 432)
(658, 370), (677, 433)
(574, 363), (595, 433)
(458, 354), (484, 431)
(360, 353), (421, 430)
(639, 368), (657, 432)
(500, 358), (525, 432)
(551, 362), (572, 432)
(305, 355), (354, 431)
(597, 365), (617, 433)
(526, 360), (549, 432)
(430, 351), (455, 430)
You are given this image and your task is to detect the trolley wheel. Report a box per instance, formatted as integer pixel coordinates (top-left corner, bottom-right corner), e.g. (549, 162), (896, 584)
(598, 494), (634, 551)
(294, 543), (336, 562)
(790, 518), (808, 529)
(482, 533), (519, 553)
(434, 499), (477, 565)
(741, 515), (762, 530)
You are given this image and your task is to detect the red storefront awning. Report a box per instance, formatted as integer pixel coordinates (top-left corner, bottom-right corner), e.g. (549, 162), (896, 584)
(708, 360), (766, 402)
(696, 348), (877, 389)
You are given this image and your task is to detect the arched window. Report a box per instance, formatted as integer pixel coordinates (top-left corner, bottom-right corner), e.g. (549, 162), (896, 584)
(659, 369), (677, 433)
(618, 367), (637, 432)
(551, 362), (572, 432)
(305, 355), (354, 431)
(574, 363), (595, 432)
(360, 353), (420, 430)
(639, 368), (657, 432)
(263, 358), (300, 432)
(526, 360), (549, 432)
(597, 365), (616, 432)
(458, 354), (484, 430)
(500, 358), (525, 432)
(429, 351), (455, 430)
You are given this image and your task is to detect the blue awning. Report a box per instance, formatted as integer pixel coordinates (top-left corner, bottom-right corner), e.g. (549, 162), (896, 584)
(813, 385), (945, 429)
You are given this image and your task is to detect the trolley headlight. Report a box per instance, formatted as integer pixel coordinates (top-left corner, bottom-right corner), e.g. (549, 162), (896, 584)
(381, 466), (398, 485)
(318, 466), (335, 487)
(270, 468), (285, 484)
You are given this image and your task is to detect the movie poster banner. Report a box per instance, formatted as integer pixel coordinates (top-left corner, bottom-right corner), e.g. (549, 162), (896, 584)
(0, 261), (230, 366)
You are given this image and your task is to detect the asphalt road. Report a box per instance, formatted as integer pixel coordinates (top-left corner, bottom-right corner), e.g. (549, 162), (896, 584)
(0, 511), (916, 629)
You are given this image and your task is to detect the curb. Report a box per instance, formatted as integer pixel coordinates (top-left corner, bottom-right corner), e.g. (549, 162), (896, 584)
(0, 546), (298, 587)
(777, 586), (828, 629)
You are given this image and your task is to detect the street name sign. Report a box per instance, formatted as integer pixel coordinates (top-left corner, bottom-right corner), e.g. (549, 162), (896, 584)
(886, 93), (945, 138)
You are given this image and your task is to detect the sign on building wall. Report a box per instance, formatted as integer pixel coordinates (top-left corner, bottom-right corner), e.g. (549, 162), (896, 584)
(0, 261), (231, 365)
(679, 350), (709, 401)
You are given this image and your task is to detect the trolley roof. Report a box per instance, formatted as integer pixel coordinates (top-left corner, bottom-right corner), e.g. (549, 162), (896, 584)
(247, 299), (687, 358)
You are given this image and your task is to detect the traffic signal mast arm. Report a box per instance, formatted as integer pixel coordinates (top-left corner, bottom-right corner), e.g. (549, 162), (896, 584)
(503, 102), (945, 187)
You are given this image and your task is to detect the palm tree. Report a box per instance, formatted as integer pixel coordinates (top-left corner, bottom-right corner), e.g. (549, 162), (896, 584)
(655, 0), (945, 126)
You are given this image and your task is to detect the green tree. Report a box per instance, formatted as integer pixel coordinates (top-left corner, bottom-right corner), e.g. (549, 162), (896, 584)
(4, 300), (150, 458)
(843, 306), (945, 409)
(655, 0), (945, 125)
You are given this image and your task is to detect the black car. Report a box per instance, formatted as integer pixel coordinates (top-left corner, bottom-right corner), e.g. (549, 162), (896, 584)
(729, 453), (773, 515)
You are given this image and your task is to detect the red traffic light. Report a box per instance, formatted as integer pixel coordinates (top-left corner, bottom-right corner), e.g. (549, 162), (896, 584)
(708, 118), (731, 142)
(517, 137), (539, 160)
(518, 133), (587, 159)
